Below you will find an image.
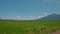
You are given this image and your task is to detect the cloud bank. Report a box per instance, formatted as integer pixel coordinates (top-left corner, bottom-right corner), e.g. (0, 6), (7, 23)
(0, 12), (60, 20)
(0, 16), (44, 20)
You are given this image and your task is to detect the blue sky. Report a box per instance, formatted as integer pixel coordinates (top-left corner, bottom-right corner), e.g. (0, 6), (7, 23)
(0, 0), (60, 20)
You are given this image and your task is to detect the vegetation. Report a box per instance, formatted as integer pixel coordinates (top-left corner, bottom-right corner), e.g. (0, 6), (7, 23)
(0, 20), (60, 34)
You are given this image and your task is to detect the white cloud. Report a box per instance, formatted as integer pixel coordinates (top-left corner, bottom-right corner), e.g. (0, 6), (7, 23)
(38, 16), (44, 18)
(44, 12), (48, 16)
(16, 16), (20, 20)
(15, 16), (35, 20)
(38, 16), (41, 18)
(0, 16), (13, 20)
(58, 13), (60, 14)
(0, 15), (48, 20)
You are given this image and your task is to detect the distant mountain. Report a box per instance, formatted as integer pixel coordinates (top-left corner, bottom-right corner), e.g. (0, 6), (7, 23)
(38, 14), (60, 20)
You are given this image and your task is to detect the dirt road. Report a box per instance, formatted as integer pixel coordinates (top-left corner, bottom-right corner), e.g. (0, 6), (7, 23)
(50, 29), (60, 34)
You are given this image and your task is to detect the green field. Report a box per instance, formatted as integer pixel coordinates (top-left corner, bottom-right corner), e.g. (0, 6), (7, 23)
(0, 20), (60, 34)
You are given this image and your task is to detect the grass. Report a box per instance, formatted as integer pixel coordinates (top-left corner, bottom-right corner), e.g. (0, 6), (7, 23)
(0, 20), (60, 34)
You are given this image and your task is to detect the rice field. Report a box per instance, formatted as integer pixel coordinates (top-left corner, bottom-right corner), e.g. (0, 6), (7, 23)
(0, 20), (60, 34)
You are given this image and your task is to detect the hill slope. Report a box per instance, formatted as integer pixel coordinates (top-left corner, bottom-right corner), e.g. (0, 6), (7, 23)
(38, 14), (60, 20)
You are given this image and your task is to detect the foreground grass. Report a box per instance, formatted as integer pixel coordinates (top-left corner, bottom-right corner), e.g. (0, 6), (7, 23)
(0, 20), (60, 34)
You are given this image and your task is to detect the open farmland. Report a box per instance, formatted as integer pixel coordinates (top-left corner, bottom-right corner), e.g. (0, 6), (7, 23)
(0, 20), (60, 34)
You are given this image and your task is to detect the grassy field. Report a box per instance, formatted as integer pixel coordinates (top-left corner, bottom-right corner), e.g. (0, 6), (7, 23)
(0, 20), (60, 34)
